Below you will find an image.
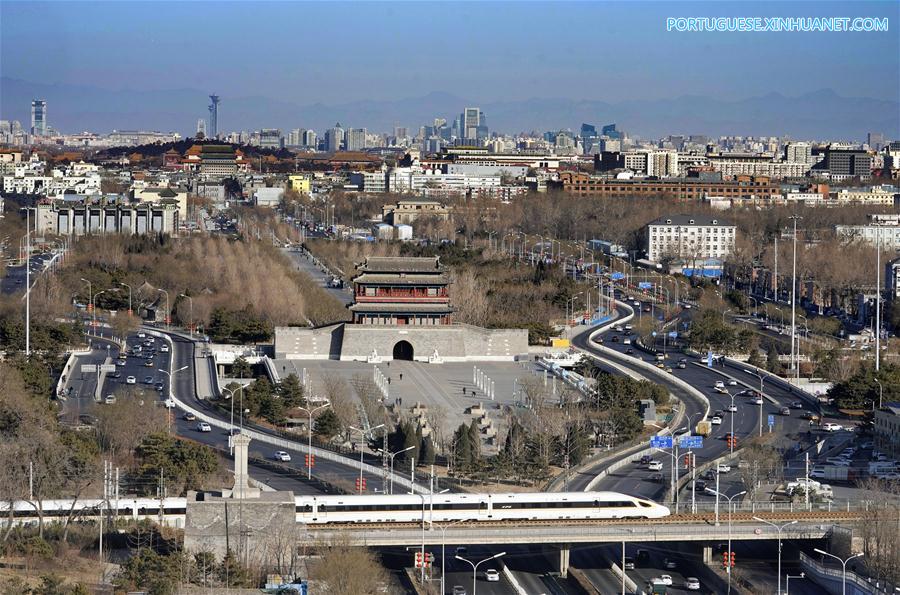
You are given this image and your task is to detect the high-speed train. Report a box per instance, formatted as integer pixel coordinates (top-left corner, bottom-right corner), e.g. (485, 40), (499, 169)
(0, 492), (669, 528)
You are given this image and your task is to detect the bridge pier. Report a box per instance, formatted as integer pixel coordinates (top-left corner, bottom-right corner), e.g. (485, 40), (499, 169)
(701, 545), (713, 564)
(558, 543), (571, 578)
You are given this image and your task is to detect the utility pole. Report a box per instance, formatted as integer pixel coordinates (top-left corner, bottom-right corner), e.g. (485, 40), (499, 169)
(789, 216), (801, 382)
(875, 227), (881, 371)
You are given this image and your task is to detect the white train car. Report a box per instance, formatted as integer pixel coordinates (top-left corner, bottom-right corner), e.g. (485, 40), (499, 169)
(293, 491), (670, 524)
(0, 497), (188, 529)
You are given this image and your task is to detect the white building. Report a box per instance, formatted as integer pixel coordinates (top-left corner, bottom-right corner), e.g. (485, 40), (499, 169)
(830, 186), (898, 207)
(34, 198), (180, 236)
(707, 154), (810, 179)
(349, 171), (387, 193)
(645, 215), (737, 262)
(835, 223), (900, 251)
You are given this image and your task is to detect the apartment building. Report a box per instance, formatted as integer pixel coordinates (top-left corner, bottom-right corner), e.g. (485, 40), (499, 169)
(645, 215), (736, 262)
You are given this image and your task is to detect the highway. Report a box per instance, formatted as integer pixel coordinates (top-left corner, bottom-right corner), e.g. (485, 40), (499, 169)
(569, 292), (820, 504)
(61, 328), (394, 496)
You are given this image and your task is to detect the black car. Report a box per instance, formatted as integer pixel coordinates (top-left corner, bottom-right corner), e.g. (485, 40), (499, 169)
(626, 348), (634, 354)
(695, 480), (707, 491)
(611, 335), (619, 342)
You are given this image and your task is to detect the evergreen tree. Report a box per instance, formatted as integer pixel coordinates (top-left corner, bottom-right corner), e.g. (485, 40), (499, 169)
(766, 344), (783, 374)
(314, 409), (341, 439)
(420, 435), (436, 466)
(452, 423), (473, 474)
(401, 420), (420, 463)
(278, 373), (306, 409)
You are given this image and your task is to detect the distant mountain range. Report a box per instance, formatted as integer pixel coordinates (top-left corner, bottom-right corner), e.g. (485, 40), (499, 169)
(2, 77), (897, 141)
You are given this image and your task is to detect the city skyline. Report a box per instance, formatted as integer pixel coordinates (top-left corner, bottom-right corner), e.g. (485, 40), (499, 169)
(2, 1), (898, 137)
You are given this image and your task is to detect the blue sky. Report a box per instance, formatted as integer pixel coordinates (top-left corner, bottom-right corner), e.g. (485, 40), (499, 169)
(2, 1), (897, 105)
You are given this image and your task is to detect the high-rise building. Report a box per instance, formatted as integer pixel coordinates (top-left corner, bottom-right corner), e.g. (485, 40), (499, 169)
(602, 123), (621, 140)
(31, 100), (47, 136)
(461, 107), (482, 142)
(868, 132), (885, 151)
(302, 129), (317, 148)
(326, 123), (344, 152)
(345, 128), (367, 151)
(288, 128), (302, 146)
(196, 119), (207, 137)
(258, 128), (283, 149)
(784, 142), (812, 164)
(208, 95), (220, 138)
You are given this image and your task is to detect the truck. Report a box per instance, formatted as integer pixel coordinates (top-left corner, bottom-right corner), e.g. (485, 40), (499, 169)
(809, 465), (856, 482)
(695, 421), (712, 437)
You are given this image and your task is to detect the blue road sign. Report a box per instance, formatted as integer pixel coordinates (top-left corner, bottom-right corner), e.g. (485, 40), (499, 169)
(707, 351), (714, 368)
(638, 282), (653, 290)
(611, 272), (625, 280)
(679, 436), (703, 449)
(768, 414), (775, 427)
(650, 436), (674, 449)
(668, 331), (678, 339)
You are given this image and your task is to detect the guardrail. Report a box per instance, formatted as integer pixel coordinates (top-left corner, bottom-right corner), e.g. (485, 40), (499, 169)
(800, 551), (897, 595)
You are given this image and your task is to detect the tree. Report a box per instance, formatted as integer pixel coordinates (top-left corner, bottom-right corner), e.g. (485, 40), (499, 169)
(278, 373), (306, 409)
(231, 356), (253, 378)
(314, 409), (341, 439)
(766, 344), (783, 375)
(310, 538), (392, 595)
(420, 436), (436, 466)
(136, 432), (219, 495)
(218, 549), (253, 588)
(451, 423), (474, 475)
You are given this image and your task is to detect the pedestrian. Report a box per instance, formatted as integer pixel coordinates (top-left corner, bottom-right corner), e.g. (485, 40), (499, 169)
(387, 377), (391, 385)
(399, 373), (403, 381)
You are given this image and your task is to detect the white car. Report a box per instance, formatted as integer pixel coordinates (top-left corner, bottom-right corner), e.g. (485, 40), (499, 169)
(714, 381), (725, 389)
(160, 344), (169, 352)
(136, 332), (146, 338)
(274, 451), (291, 462)
(484, 569), (500, 582)
(685, 577), (701, 590)
(727, 380), (738, 386)
(125, 376), (136, 384)
(648, 460), (664, 471)
(823, 423), (843, 432)
(197, 422), (212, 432)
(104, 395), (116, 404)
(164, 398), (176, 409)
(727, 404), (738, 412)
(753, 397), (764, 405)
(717, 464), (731, 473)
(651, 575), (673, 586)
(710, 416), (722, 425)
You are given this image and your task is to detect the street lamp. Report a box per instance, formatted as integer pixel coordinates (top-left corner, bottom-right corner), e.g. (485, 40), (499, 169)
(92, 290), (107, 330)
(788, 215), (802, 380)
(118, 282), (133, 318)
(455, 552), (506, 595)
(429, 518), (471, 595)
(722, 308), (733, 325)
(716, 490), (747, 594)
(785, 572), (805, 595)
(158, 365), (189, 400)
(179, 293), (194, 339)
(724, 389), (737, 454)
(812, 548), (863, 595)
(348, 424), (384, 493)
(754, 517), (797, 595)
(297, 402), (331, 480)
(566, 292), (584, 326)
(377, 445), (415, 494)
(221, 385), (244, 455)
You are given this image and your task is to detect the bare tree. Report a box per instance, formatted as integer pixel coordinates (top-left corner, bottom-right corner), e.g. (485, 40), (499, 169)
(320, 373), (355, 441)
(310, 537), (394, 595)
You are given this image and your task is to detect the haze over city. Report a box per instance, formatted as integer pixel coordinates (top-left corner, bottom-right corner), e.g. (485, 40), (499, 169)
(1, 1), (900, 594)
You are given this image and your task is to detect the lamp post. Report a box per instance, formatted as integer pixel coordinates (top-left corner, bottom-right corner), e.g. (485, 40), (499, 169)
(157, 289), (169, 330)
(785, 572), (804, 595)
(348, 424), (384, 493)
(118, 282), (133, 318)
(716, 490), (747, 594)
(158, 365), (189, 400)
(813, 549), (863, 595)
(22, 207), (30, 356)
(754, 517), (797, 595)
(179, 293), (194, 339)
(81, 278), (92, 329)
(566, 292), (584, 326)
(92, 290), (107, 330)
(220, 385), (243, 454)
(788, 215), (802, 380)
(455, 552), (506, 595)
(874, 378), (883, 410)
(378, 445), (415, 494)
(430, 518), (470, 595)
(298, 402), (331, 479)
(875, 226), (881, 371)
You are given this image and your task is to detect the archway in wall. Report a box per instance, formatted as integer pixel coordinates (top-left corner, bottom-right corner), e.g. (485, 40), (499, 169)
(392, 340), (414, 361)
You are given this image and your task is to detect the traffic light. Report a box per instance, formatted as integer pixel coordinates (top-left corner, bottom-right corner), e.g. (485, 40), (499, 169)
(684, 455), (691, 468)
(305, 454), (315, 467)
(424, 552), (434, 568)
(722, 551), (735, 568)
(415, 552), (424, 568)
(726, 435), (738, 449)
(355, 477), (367, 492)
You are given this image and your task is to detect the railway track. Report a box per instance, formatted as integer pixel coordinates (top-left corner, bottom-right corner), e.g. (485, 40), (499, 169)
(315, 509), (873, 531)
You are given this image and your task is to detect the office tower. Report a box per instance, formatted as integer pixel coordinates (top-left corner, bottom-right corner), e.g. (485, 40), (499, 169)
(867, 132), (885, 151)
(208, 94), (220, 138)
(326, 123), (344, 151)
(461, 107), (481, 141)
(784, 142), (812, 164)
(31, 100), (47, 136)
(196, 119), (207, 137)
(345, 128), (367, 151)
(302, 129), (317, 148)
(602, 123), (621, 140)
(258, 128), (283, 149)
